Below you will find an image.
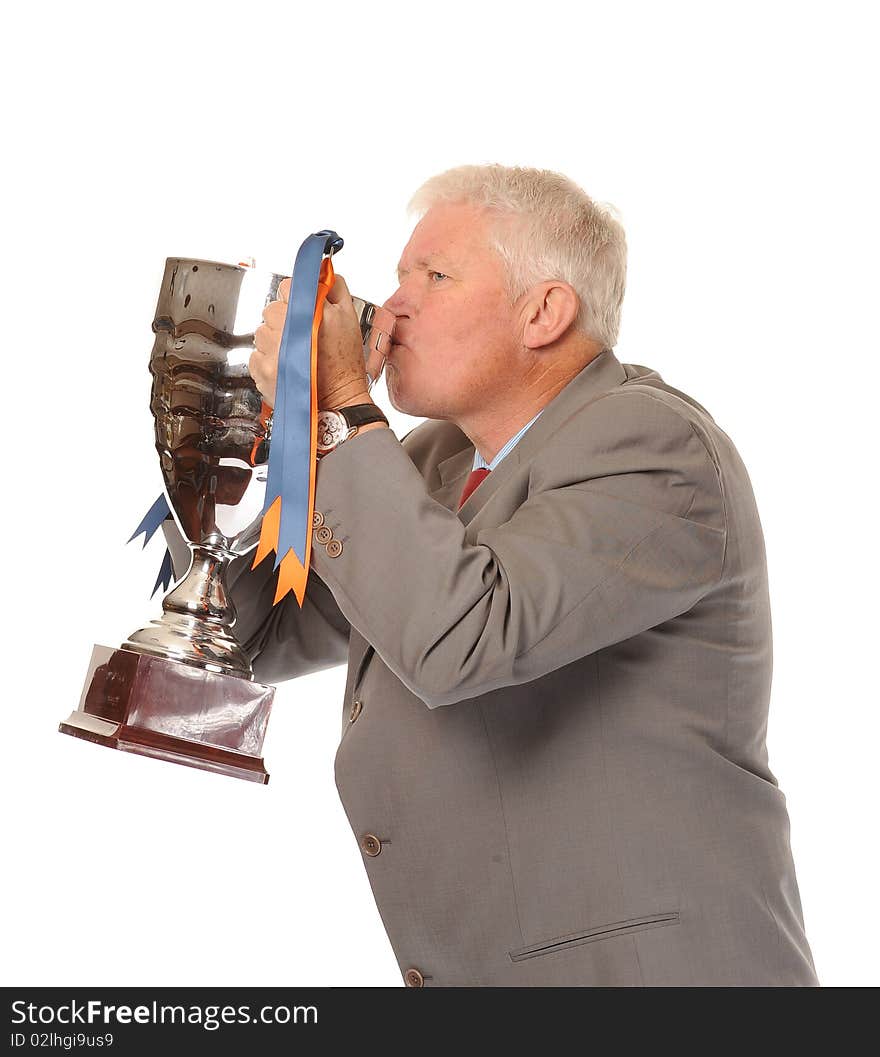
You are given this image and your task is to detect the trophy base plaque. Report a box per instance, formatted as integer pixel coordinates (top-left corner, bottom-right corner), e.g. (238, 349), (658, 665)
(60, 645), (275, 784)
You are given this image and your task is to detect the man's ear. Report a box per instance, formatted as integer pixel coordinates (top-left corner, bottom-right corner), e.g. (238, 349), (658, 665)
(520, 280), (581, 349)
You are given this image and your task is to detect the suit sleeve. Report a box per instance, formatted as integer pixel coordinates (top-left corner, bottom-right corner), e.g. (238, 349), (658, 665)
(308, 392), (728, 707)
(161, 519), (350, 684)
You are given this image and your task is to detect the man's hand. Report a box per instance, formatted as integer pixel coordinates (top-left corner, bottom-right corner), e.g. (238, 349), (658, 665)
(251, 272), (372, 409)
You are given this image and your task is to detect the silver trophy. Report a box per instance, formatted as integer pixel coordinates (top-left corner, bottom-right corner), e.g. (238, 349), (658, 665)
(59, 257), (394, 782)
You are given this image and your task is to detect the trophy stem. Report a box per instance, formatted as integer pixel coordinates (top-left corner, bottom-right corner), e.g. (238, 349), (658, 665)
(163, 544), (236, 627)
(123, 544), (253, 677)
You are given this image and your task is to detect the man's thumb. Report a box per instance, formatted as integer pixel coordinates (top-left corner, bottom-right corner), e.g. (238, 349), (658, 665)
(326, 273), (351, 304)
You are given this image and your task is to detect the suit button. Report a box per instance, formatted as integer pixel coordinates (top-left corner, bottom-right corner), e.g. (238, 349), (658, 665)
(360, 833), (382, 857)
(349, 698), (363, 722)
(312, 511), (325, 528)
(315, 526), (333, 544)
(404, 968), (424, 987)
(326, 539), (343, 557)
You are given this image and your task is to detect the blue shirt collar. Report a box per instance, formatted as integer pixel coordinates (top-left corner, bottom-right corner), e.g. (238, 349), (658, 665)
(473, 409), (544, 471)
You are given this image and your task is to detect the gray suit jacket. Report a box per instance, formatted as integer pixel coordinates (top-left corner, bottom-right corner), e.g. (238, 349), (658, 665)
(169, 348), (818, 986)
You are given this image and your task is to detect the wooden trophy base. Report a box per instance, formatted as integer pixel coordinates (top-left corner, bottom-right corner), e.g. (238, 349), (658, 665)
(60, 645), (275, 783)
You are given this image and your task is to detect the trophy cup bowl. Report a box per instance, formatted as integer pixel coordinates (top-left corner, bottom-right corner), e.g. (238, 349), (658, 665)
(59, 257), (394, 782)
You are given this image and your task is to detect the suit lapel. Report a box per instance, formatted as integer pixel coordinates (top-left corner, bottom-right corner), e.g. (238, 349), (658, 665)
(430, 446), (475, 511)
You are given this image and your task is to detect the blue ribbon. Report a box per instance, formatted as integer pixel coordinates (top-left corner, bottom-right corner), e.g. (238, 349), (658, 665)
(151, 547), (175, 597)
(265, 229), (343, 571)
(128, 494), (174, 594)
(128, 493), (171, 547)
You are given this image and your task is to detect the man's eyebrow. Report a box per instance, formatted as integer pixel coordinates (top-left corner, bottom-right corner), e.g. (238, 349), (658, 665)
(395, 256), (454, 279)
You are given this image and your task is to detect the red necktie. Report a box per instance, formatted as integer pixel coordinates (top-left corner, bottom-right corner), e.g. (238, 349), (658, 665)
(458, 467), (491, 510)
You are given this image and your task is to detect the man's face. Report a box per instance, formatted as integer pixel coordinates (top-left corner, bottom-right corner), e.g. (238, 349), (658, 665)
(382, 202), (521, 420)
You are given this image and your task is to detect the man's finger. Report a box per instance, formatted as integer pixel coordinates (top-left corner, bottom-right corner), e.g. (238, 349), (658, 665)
(261, 300), (287, 327)
(277, 277), (291, 303)
(326, 273), (351, 305)
(253, 324), (276, 355)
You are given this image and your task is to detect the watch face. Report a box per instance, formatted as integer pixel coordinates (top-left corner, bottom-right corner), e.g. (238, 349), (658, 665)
(317, 410), (347, 452)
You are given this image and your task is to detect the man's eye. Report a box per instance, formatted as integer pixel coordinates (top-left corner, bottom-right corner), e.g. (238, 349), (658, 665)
(429, 271), (449, 282)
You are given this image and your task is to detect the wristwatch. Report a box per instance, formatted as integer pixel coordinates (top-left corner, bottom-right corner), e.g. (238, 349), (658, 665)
(316, 403), (389, 459)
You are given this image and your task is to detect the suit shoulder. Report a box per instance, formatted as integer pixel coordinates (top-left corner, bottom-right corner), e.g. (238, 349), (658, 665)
(533, 383), (725, 522)
(611, 374), (727, 479)
(556, 381), (712, 450)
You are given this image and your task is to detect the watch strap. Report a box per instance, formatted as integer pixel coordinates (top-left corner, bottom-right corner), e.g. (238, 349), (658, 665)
(333, 403), (388, 429)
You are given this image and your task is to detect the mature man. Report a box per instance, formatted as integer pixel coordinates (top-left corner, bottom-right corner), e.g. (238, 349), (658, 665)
(166, 165), (818, 986)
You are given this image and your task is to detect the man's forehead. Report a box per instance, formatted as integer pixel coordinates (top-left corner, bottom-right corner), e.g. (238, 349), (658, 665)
(396, 205), (487, 275)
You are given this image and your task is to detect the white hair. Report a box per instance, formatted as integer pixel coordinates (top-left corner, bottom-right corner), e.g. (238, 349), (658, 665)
(407, 164), (627, 350)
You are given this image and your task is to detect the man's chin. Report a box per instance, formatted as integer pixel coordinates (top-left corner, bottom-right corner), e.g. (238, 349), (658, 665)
(386, 367), (414, 415)
(388, 390), (419, 417)
(386, 366), (440, 419)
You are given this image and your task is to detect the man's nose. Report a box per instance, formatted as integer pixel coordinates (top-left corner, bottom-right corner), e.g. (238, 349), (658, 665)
(383, 284), (411, 316)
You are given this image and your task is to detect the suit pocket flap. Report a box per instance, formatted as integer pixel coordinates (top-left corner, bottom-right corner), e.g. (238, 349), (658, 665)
(509, 910), (680, 962)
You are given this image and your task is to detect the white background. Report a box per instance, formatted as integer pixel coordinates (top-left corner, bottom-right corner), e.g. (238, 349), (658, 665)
(3, 1), (877, 987)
